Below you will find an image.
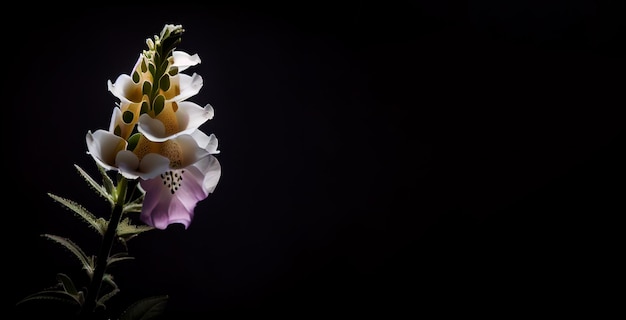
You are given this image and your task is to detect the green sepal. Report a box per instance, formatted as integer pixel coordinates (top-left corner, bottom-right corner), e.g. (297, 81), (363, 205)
(47, 193), (106, 236)
(42, 234), (94, 277)
(75, 164), (114, 205)
(160, 32), (182, 59)
(120, 295), (169, 320)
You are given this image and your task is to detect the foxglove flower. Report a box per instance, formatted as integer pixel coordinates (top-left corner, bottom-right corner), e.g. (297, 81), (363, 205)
(18, 24), (220, 320)
(86, 24), (221, 229)
(140, 130), (221, 229)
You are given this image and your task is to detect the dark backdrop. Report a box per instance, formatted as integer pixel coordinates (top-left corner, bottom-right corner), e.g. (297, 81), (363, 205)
(9, 2), (624, 319)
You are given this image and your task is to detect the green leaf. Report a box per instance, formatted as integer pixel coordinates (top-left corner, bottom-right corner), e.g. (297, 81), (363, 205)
(96, 274), (120, 309)
(109, 251), (131, 259)
(108, 255), (135, 268)
(98, 164), (116, 199)
(120, 295), (168, 320)
(123, 202), (143, 213)
(124, 183), (145, 212)
(16, 290), (82, 307)
(42, 234), (94, 276)
(108, 251), (135, 266)
(117, 218), (155, 239)
(56, 273), (79, 296)
(47, 193), (106, 236)
(75, 164), (114, 205)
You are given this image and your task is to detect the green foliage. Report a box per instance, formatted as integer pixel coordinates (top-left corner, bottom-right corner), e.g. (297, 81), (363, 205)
(42, 234), (94, 277)
(96, 274), (120, 309)
(17, 289), (82, 308)
(108, 251), (136, 268)
(18, 161), (161, 318)
(56, 273), (81, 297)
(47, 193), (107, 236)
(120, 295), (169, 320)
(16, 273), (84, 309)
(117, 218), (154, 239)
(75, 164), (114, 205)
(18, 24), (188, 320)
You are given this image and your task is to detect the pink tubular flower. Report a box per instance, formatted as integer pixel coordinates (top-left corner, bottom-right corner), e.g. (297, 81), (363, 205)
(139, 129), (221, 229)
(139, 152), (221, 229)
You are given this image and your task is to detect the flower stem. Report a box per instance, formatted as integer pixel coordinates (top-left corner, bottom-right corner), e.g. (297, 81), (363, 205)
(79, 177), (128, 318)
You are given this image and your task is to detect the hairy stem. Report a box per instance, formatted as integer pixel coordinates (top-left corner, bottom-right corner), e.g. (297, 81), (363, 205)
(79, 177), (127, 318)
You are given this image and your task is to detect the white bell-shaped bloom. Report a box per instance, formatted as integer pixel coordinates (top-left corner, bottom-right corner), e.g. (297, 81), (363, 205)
(139, 131), (221, 229)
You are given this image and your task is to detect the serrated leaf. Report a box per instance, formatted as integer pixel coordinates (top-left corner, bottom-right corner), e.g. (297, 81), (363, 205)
(47, 193), (106, 236)
(42, 234), (93, 275)
(109, 251), (130, 259)
(117, 218), (155, 238)
(96, 274), (120, 309)
(123, 202), (143, 213)
(108, 256), (135, 268)
(75, 164), (114, 205)
(124, 185), (145, 213)
(120, 295), (168, 320)
(108, 251), (135, 265)
(56, 273), (79, 296)
(97, 163), (116, 199)
(95, 217), (109, 234)
(16, 290), (82, 307)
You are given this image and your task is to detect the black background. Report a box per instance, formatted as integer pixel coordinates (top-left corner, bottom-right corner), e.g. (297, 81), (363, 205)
(9, 2), (625, 319)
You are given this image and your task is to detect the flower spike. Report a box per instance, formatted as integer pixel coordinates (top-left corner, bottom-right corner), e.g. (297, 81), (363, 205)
(87, 24), (221, 230)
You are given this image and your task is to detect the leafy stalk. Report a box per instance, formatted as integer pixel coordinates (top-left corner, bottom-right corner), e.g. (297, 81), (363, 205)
(78, 176), (128, 318)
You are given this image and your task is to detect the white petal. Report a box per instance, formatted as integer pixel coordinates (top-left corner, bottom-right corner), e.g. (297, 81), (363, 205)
(173, 51), (201, 72)
(175, 134), (211, 167)
(178, 101), (214, 128)
(137, 102), (213, 142)
(107, 74), (137, 104)
(138, 153), (171, 179)
(86, 129), (127, 170)
(191, 155), (221, 194)
(205, 134), (220, 154)
(174, 73), (203, 101)
(113, 152), (171, 180)
(189, 131), (220, 154)
(115, 150), (141, 179)
(108, 107), (122, 132)
(137, 114), (167, 141)
(130, 53), (143, 72)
